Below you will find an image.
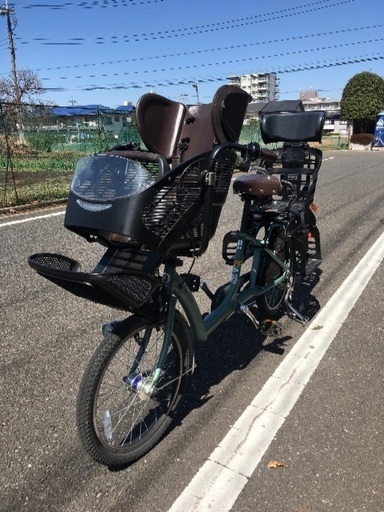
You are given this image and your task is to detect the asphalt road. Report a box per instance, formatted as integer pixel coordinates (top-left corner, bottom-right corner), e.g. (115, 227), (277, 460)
(1, 150), (383, 512)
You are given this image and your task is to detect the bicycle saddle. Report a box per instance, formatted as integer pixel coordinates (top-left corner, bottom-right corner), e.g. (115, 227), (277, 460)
(233, 173), (282, 199)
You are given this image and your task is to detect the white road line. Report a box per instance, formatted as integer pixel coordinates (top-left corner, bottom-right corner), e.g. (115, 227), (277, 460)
(0, 210), (65, 228)
(168, 231), (384, 512)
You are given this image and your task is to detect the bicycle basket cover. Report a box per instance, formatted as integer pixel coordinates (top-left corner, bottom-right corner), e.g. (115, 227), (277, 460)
(71, 153), (155, 202)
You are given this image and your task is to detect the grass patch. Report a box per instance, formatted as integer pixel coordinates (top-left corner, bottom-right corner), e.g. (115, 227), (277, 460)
(0, 134), (350, 210)
(0, 150), (85, 208)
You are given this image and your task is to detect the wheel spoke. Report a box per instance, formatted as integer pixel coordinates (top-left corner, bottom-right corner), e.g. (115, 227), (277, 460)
(256, 227), (290, 319)
(76, 312), (192, 467)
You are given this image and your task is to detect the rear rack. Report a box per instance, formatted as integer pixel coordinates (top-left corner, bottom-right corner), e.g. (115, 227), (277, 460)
(251, 145), (323, 277)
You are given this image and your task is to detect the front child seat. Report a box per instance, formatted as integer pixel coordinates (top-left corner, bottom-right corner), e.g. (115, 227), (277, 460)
(135, 85), (252, 166)
(64, 85), (251, 257)
(135, 93), (187, 162)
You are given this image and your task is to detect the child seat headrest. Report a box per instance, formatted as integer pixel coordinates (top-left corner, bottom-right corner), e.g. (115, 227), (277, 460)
(135, 93), (187, 161)
(211, 85), (252, 144)
(135, 85), (251, 164)
(260, 110), (326, 143)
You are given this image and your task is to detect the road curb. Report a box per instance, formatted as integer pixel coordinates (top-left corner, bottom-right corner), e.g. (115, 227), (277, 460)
(0, 199), (67, 217)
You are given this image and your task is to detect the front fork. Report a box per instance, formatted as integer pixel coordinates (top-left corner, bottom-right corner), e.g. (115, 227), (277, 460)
(149, 293), (177, 391)
(103, 267), (181, 398)
(135, 270), (179, 396)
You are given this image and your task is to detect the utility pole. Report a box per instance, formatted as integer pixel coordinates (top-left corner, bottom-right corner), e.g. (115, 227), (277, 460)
(192, 83), (200, 104)
(1, 1), (25, 142)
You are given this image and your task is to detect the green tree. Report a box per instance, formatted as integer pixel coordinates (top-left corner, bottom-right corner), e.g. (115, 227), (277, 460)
(340, 71), (384, 134)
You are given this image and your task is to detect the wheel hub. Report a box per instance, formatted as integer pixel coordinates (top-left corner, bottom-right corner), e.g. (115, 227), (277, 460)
(124, 373), (154, 400)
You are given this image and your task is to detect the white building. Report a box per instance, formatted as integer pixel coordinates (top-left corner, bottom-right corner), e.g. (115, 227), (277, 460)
(228, 73), (279, 102)
(299, 90), (349, 136)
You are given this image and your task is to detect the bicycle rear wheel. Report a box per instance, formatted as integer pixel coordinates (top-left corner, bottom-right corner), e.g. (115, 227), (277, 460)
(76, 311), (193, 468)
(256, 227), (290, 320)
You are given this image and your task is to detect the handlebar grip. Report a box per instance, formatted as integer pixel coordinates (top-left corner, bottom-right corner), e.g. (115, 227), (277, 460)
(238, 142), (278, 170)
(245, 142), (278, 163)
(258, 147), (278, 162)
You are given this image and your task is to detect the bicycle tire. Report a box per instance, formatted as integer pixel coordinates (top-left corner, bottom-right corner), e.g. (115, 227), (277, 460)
(256, 227), (290, 320)
(76, 310), (194, 468)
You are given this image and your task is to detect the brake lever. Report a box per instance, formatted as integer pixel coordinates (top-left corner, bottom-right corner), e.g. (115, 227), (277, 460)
(237, 160), (251, 172)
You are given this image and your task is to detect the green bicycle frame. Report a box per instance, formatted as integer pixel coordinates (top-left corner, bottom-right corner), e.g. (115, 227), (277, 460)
(173, 229), (290, 342)
(144, 223), (290, 390)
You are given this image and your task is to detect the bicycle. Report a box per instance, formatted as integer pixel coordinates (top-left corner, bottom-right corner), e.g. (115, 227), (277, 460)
(28, 86), (325, 468)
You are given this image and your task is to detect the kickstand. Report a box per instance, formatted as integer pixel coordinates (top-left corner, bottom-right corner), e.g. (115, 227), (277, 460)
(239, 303), (260, 330)
(285, 299), (308, 325)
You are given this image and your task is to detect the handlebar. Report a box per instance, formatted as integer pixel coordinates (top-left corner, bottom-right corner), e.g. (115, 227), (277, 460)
(215, 142), (278, 172)
(240, 142), (278, 172)
(243, 142), (278, 164)
(210, 142), (277, 173)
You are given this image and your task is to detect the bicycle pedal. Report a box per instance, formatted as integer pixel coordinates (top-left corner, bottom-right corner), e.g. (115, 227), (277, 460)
(222, 232), (238, 264)
(260, 319), (282, 338)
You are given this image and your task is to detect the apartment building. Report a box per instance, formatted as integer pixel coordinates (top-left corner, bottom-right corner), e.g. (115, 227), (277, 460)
(228, 73), (279, 102)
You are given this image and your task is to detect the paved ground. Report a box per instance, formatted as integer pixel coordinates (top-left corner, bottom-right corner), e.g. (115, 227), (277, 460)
(1, 150), (383, 511)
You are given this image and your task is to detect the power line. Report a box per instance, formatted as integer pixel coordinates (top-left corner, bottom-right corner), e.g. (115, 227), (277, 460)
(32, 24), (382, 73)
(15, 0), (357, 46)
(37, 37), (383, 84)
(23, 0), (164, 9)
(3, 0), (380, 104)
(40, 52), (384, 93)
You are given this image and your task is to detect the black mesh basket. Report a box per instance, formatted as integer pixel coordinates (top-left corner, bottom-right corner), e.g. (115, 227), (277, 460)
(64, 149), (237, 257)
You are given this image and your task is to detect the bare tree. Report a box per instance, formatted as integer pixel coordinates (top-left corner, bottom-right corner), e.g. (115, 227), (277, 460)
(0, 68), (44, 104)
(0, 69), (46, 140)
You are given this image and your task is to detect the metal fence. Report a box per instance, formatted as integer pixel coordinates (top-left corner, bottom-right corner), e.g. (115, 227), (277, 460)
(0, 102), (349, 210)
(0, 101), (143, 209)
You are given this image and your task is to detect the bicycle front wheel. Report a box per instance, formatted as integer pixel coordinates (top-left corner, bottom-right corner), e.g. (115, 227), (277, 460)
(76, 311), (194, 468)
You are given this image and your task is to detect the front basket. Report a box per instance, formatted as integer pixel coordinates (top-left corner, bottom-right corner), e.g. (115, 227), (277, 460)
(64, 149), (237, 257)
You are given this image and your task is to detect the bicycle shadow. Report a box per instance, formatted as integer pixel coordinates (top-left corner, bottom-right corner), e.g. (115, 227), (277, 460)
(109, 269), (321, 471)
(174, 267), (322, 424)
(292, 268), (322, 319)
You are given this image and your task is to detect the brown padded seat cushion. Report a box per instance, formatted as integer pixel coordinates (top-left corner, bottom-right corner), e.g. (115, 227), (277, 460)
(233, 173), (282, 198)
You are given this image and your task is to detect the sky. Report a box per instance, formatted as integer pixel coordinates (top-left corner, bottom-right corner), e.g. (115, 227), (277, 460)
(1, 0), (383, 108)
